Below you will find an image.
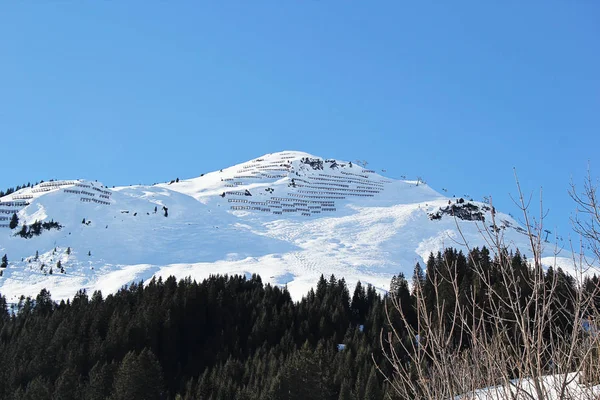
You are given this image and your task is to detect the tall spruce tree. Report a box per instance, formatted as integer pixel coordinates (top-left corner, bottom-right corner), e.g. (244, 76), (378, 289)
(364, 367), (382, 400)
(9, 213), (19, 229)
(111, 349), (165, 400)
(85, 362), (114, 400)
(338, 379), (354, 400)
(53, 367), (81, 400)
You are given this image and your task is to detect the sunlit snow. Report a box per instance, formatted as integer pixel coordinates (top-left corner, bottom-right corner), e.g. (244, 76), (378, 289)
(0, 151), (580, 303)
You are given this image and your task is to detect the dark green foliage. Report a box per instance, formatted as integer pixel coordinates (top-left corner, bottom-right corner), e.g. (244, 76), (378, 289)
(266, 342), (333, 400)
(18, 224), (28, 238)
(111, 349), (164, 400)
(85, 362), (115, 400)
(53, 367), (81, 400)
(337, 379), (354, 400)
(0, 246), (587, 400)
(0, 272), (392, 400)
(1, 254), (7, 269)
(364, 367), (382, 400)
(14, 220), (62, 239)
(9, 213), (19, 229)
(23, 377), (51, 400)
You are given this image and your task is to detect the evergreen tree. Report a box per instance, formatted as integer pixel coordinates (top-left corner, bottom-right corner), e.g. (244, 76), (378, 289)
(24, 377), (52, 400)
(351, 281), (368, 323)
(9, 213), (19, 229)
(85, 362), (114, 400)
(53, 367), (81, 400)
(0, 249), (577, 400)
(18, 224), (28, 238)
(364, 367), (382, 400)
(411, 262), (425, 297)
(35, 288), (53, 315)
(267, 342), (332, 400)
(111, 349), (165, 400)
(1, 254), (7, 269)
(353, 373), (365, 400)
(31, 221), (42, 236)
(338, 379), (354, 400)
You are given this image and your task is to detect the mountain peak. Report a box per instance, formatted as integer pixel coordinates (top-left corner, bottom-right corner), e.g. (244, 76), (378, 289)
(0, 152), (574, 304)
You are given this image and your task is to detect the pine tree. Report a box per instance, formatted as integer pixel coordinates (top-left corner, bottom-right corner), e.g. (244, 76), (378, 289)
(1, 254), (7, 269)
(9, 213), (19, 229)
(30, 221), (42, 236)
(18, 224), (28, 238)
(195, 370), (212, 399)
(353, 373), (365, 400)
(316, 274), (328, 300)
(66, 247), (71, 255)
(364, 367), (382, 400)
(338, 379), (354, 400)
(53, 367), (81, 400)
(411, 262), (425, 297)
(111, 349), (165, 400)
(23, 376), (51, 400)
(267, 342), (332, 400)
(85, 362), (114, 400)
(351, 281), (368, 323)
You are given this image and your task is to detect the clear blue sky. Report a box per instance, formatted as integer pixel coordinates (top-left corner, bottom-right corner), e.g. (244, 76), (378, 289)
(1, 1), (598, 237)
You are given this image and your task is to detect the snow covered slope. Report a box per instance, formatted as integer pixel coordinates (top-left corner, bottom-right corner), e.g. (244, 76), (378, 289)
(0, 151), (575, 303)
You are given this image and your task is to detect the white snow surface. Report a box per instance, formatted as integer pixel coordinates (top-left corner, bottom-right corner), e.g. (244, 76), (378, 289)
(0, 151), (582, 303)
(455, 373), (600, 399)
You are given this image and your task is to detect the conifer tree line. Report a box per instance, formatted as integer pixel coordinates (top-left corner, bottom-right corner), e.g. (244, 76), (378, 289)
(378, 172), (600, 399)
(0, 246), (598, 399)
(381, 249), (600, 399)
(0, 181), (41, 198)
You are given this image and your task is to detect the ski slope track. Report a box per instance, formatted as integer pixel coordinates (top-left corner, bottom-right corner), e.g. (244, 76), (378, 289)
(0, 151), (581, 303)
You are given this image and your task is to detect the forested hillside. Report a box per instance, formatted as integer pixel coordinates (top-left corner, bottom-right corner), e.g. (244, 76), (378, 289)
(0, 247), (598, 400)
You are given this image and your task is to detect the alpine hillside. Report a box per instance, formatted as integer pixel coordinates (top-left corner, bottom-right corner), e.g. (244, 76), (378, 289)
(0, 151), (573, 304)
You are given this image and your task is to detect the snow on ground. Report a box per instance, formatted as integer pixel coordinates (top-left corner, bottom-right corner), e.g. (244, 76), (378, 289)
(455, 373), (600, 399)
(0, 151), (586, 304)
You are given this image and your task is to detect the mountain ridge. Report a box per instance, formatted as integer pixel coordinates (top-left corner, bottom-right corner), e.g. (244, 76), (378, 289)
(0, 150), (573, 304)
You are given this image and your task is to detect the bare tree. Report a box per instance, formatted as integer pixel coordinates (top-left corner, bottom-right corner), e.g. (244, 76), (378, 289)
(570, 168), (600, 266)
(377, 173), (600, 399)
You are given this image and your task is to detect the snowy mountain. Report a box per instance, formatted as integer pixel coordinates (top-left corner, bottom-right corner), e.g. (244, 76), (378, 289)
(0, 151), (573, 304)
